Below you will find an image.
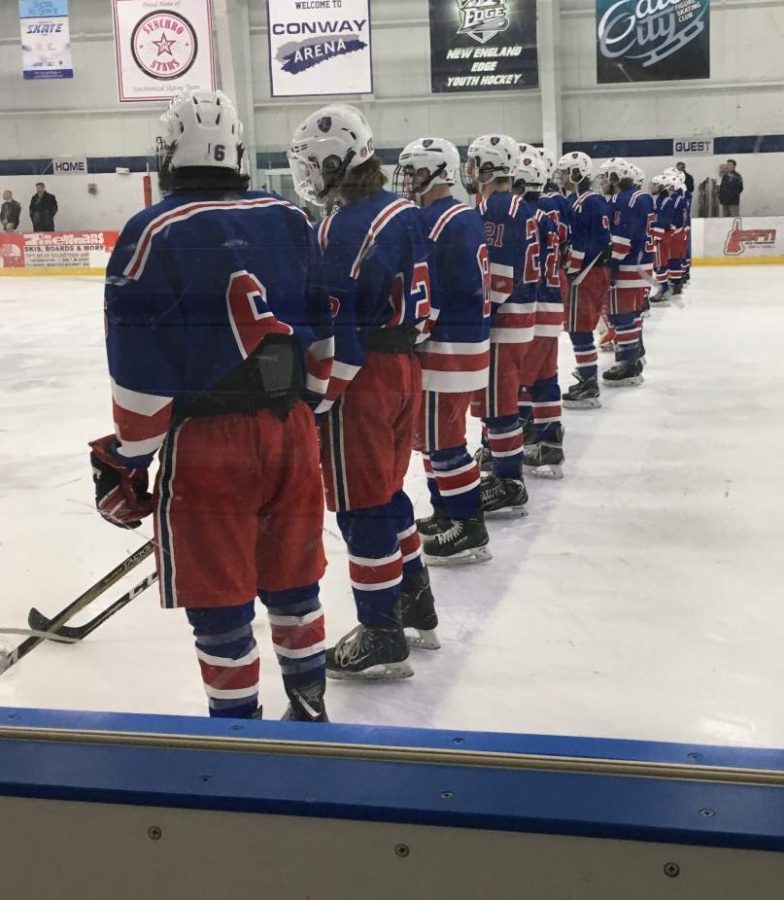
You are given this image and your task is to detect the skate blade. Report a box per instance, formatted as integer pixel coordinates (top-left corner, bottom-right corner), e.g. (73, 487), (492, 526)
(603, 376), (644, 388)
(484, 506), (528, 520)
(523, 463), (564, 480)
(405, 627), (442, 650)
(424, 546), (492, 567)
(562, 398), (601, 409)
(326, 660), (414, 681)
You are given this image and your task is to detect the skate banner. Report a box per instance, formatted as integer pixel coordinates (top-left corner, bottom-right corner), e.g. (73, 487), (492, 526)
(267, 0), (372, 97)
(113, 0), (215, 102)
(429, 0), (538, 93)
(596, 0), (711, 84)
(19, 0), (73, 80)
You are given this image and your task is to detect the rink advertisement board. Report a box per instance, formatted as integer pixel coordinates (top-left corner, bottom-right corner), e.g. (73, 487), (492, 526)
(0, 231), (118, 272)
(267, 0), (372, 97)
(19, 0), (73, 80)
(113, 0), (215, 102)
(429, 0), (538, 92)
(596, 0), (711, 84)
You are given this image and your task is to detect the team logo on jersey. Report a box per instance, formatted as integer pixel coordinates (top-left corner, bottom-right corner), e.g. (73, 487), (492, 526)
(131, 13), (198, 81)
(456, 1), (510, 45)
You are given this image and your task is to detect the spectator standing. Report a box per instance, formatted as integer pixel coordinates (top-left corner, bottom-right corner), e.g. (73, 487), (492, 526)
(719, 160), (743, 217)
(29, 182), (58, 231)
(675, 162), (694, 194)
(1, 191), (21, 231)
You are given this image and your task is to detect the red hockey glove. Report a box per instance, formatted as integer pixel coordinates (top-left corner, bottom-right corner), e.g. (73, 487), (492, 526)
(89, 435), (153, 529)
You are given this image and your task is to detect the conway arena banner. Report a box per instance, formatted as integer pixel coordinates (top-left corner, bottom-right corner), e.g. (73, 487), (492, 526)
(113, 0), (215, 102)
(429, 0), (538, 93)
(19, 0), (73, 80)
(267, 0), (372, 98)
(596, 0), (710, 83)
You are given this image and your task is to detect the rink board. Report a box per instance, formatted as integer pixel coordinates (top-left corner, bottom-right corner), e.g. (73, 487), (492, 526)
(1, 708), (783, 899)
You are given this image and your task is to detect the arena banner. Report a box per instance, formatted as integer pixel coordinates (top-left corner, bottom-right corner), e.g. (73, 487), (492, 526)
(113, 0), (215, 102)
(19, 0), (73, 80)
(267, 0), (372, 98)
(0, 231), (119, 272)
(429, 0), (538, 93)
(596, 0), (710, 84)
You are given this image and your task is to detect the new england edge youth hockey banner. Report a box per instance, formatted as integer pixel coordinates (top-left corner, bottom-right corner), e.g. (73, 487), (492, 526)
(113, 0), (215, 102)
(429, 0), (538, 93)
(19, 0), (73, 80)
(596, 0), (710, 83)
(267, 0), (372, 97)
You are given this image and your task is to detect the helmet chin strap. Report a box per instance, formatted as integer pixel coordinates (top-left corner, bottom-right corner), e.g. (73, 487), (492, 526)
(414, 162), (447, 197)
(318, 148), (357, 201)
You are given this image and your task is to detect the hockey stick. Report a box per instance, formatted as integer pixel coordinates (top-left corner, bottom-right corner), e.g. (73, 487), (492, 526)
(0, 628), (78, 644)
(0, 540), (153, 676)
(27, 571), (158, 642)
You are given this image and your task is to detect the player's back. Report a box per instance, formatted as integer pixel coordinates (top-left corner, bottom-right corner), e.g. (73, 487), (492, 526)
(318, 188), (428, 330)
(566, 190), (611, 274)
(106, 189), (322, 409)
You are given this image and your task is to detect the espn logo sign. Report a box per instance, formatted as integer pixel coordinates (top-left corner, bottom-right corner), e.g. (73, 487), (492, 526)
(724, 218), (777, 257)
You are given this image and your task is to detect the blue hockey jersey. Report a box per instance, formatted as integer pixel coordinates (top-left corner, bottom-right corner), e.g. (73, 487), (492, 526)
(609, 187), (655, 287)
(104, 190), (334, 465)
(532, 207), (563, 337)
(315, 189), (430, 410)
(538, 191), (571, 247)
(415, 197), (490, 394)
(478, 190), (540, 344)
(565, 191), (611, 276)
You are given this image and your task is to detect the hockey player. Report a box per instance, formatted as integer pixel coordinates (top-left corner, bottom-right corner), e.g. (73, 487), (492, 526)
(664, 169), (688, 295)
(650, 173), (675, 303)
(536, 148), (560, 194)
(597, 157), (654, 387)
(556, 151), (612, 408)
(465, 133), (540, 516)
(289, 105), (437, 674)
(394, 138), (492, 565)
(89, 90), (333, 722)
(512, 154), (566, 478)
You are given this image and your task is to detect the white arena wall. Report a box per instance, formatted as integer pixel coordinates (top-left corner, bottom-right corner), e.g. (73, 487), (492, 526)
(0, 0), (783, 226)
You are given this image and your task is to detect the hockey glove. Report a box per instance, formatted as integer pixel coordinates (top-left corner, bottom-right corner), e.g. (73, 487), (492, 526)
(89, 435), (153, 529)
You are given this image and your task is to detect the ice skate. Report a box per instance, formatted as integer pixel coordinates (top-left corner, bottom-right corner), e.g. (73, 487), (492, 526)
(523, 425), (564, 479)
(562, 373), (601, 409)
(481, 474), (528, 519)
(473, 444), (492, 473)
(326, 622), (413, 679)
(650, 286), (672, 306)
(281, 680), (329, 722)
(400, 567), (440, 649)
(602, 359), (644, 387)
(416, 505), (450, 537)
(423, 517), (491, 567)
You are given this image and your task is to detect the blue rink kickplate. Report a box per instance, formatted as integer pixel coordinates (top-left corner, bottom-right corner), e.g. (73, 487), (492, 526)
(1, 706), (784, 853)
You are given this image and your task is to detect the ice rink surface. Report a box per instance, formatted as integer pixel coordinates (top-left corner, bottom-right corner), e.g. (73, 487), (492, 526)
(1, 267), (783, 748)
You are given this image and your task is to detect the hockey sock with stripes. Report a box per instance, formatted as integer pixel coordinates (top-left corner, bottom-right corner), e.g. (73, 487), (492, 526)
(531, 374), (562, 442)
(186, 601), (259, 718)
(485, 414), (524, 479)
(337, 506), (402, 626)
(388, 489), (425, 585)
(608, 311), (640, 363)
(259, 584), (325, 698)
(430, 445), (482, 520)
(569, 331), (597, 380)
(421, 453), (442, 509)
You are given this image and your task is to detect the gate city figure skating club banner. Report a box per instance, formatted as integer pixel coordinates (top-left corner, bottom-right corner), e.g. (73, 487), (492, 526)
(267, 0), (372, 97)
(19, 0), (73, 80)
(113, 0), (215, 102)
(429, 0), (538, 93)
(596, 0), (710, 83)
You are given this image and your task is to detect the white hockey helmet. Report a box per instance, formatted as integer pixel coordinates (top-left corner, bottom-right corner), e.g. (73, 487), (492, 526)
(157, 89), (245, 173)
(394, 137), (460, 200)
(631, 164), (646, 187)
(514, 153), (547, 192)
(288, 104), (375, 206)
(557, 151), (593, 185)
(650, 174), (666, 193)
(661, 172), (681, 191)
(464, 134), (520, 190)
(517, 142), (538, 162)
(598, 157), (635, 186)
(536, 147), (557, 180)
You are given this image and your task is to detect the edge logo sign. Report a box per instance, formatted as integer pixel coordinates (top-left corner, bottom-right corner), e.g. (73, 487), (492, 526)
(596, 0), (710, 84)
(457, 0), (510, 45)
